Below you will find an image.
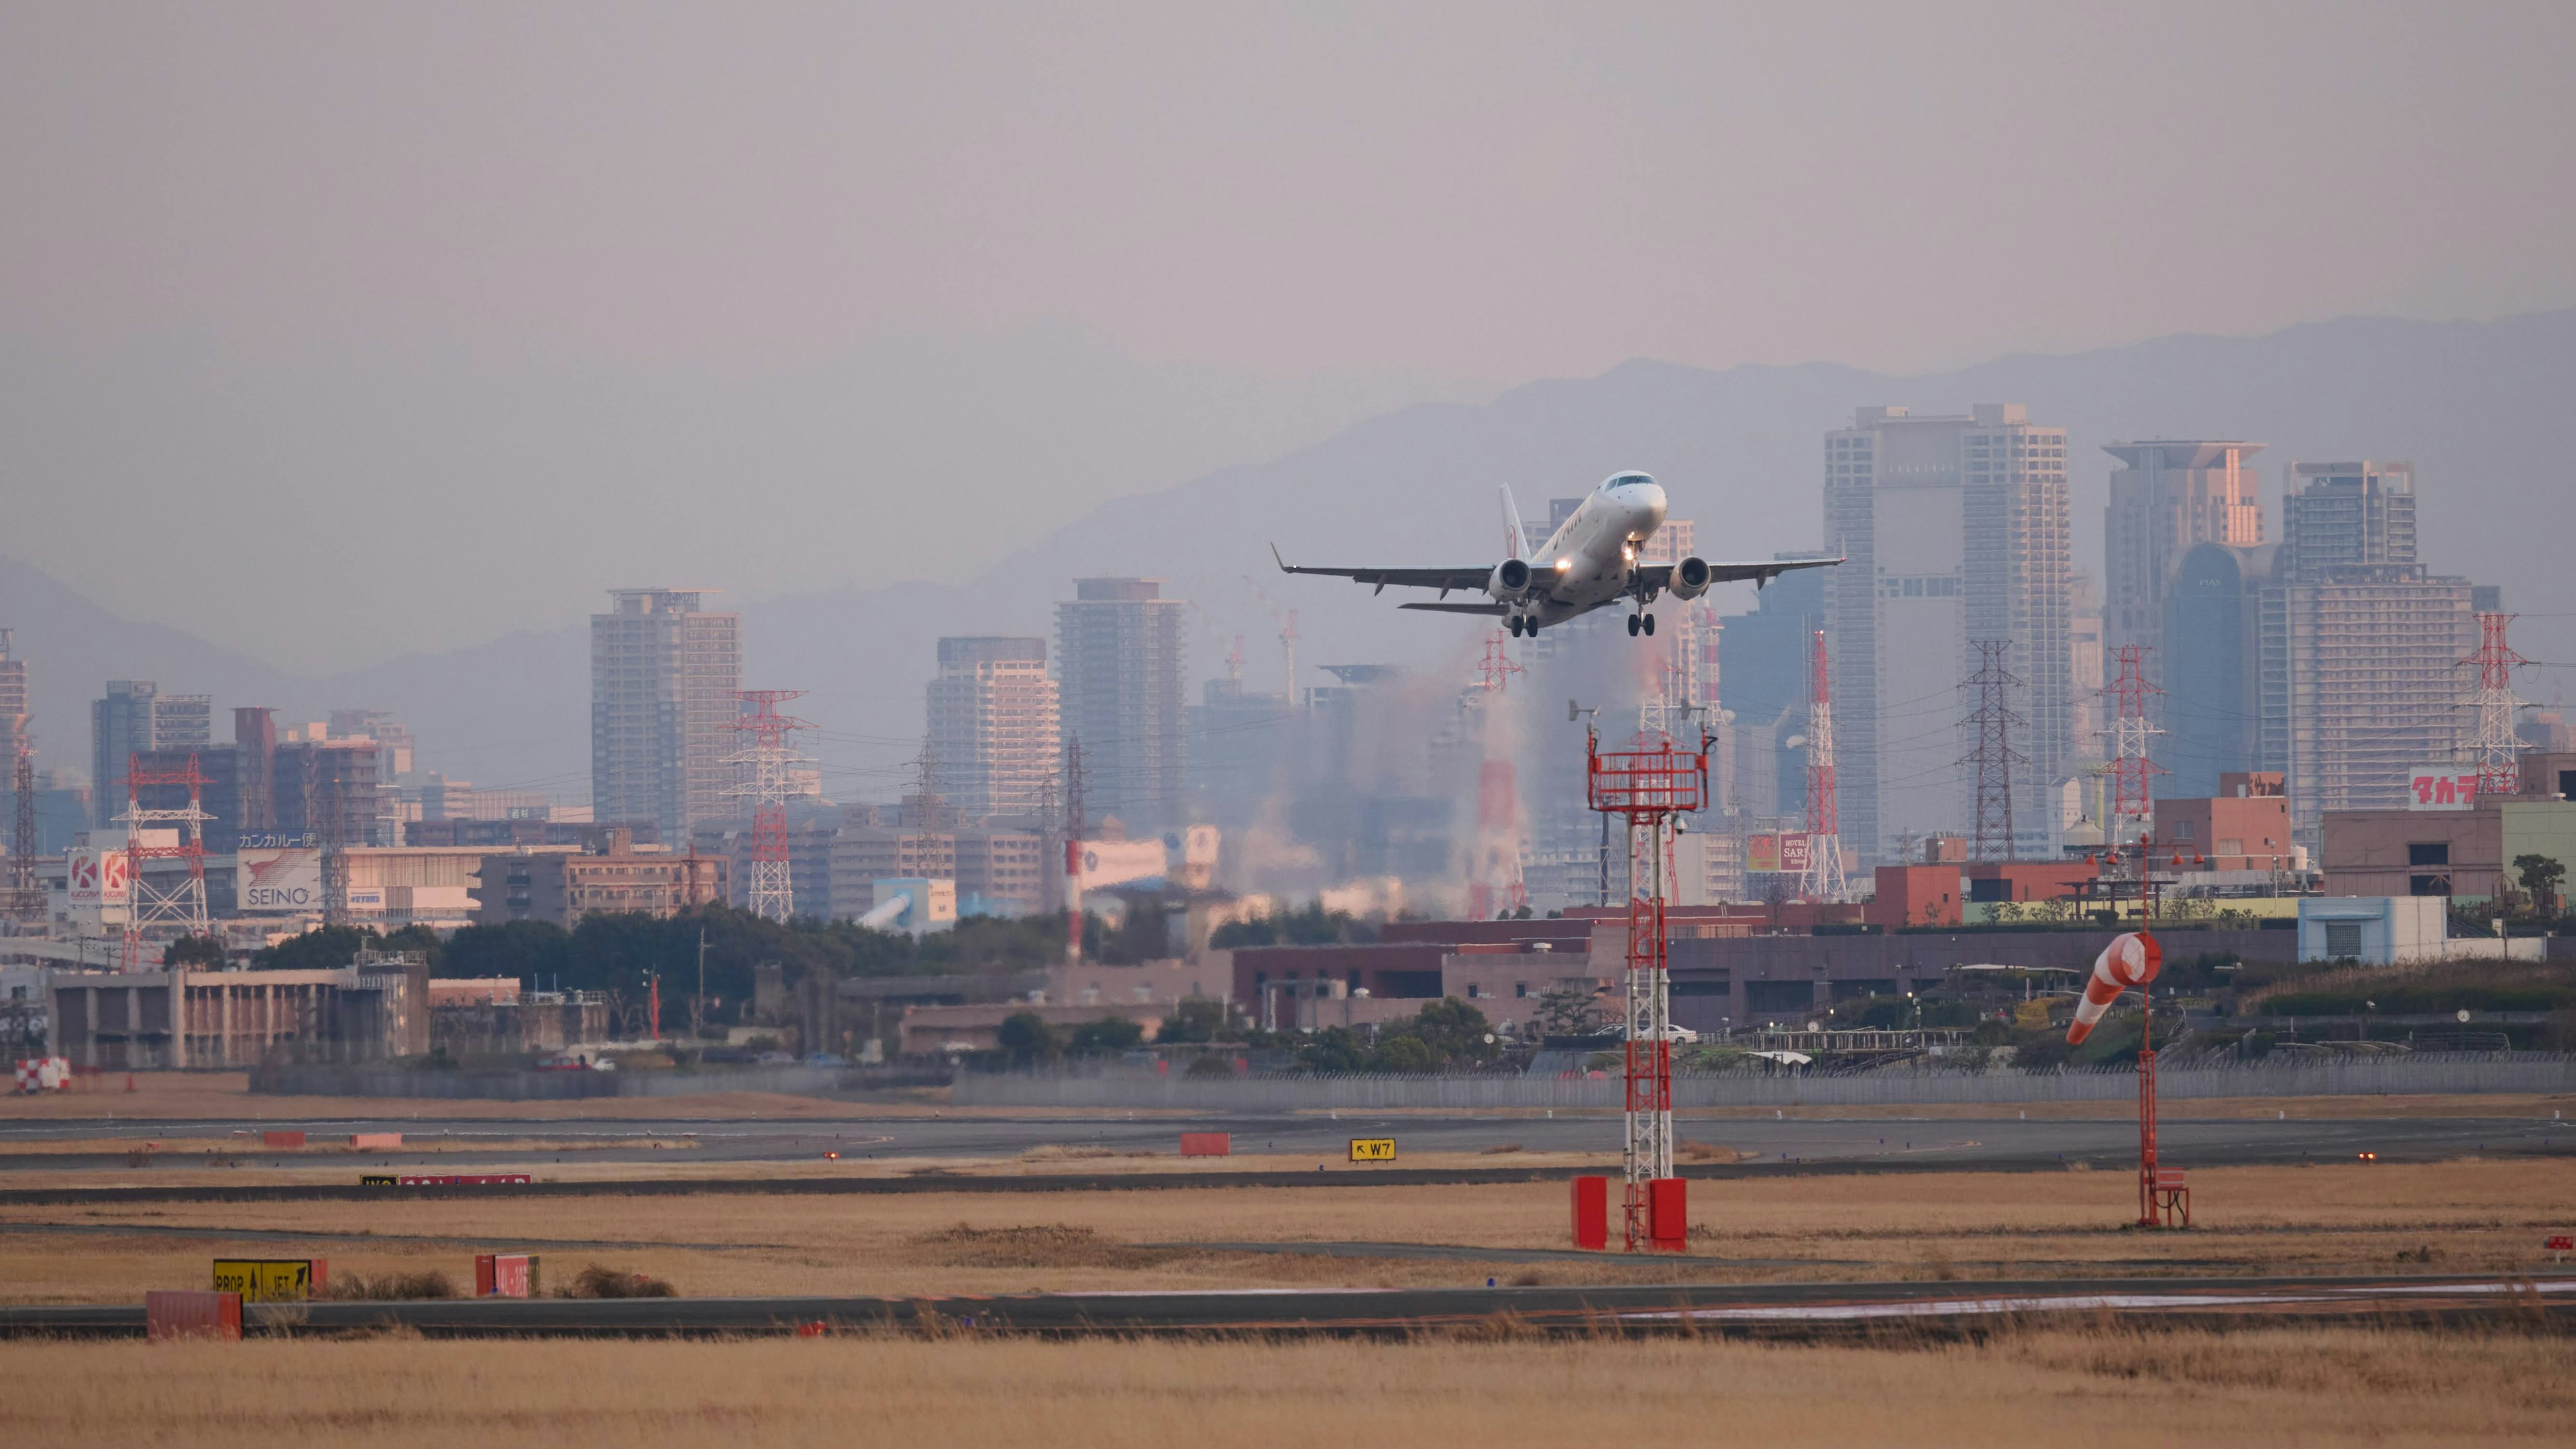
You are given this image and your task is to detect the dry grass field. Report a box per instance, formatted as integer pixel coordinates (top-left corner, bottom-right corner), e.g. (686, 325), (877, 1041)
(4, 1327), (2571, 1447)
(2, 1159), (2569, 1304)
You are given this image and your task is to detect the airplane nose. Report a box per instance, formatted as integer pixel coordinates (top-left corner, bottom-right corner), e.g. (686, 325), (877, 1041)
(1634, 482), (1666, 527)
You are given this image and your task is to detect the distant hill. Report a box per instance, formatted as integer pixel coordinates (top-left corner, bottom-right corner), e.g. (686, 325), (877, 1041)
(6, 307), (2569, 796)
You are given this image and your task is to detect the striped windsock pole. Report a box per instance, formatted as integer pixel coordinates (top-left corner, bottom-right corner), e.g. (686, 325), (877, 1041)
(2066, 930), (2162, 1046)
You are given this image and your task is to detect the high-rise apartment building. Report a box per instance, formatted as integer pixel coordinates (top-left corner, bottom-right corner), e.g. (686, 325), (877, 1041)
(925, 637), (1060, 823)
(590, 589), (742, 842)
(1823, 405), (2074, 861)
(90, 680), (211, 825)
(2102, 441), (2265, 661)
(2255, 462), (2473, 840)
(1055, 579), (1187, 835)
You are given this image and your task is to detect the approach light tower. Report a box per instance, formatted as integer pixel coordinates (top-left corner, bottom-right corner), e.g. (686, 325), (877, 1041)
(726, 690), (813, 924)
(1583, 711), (1710, 1252)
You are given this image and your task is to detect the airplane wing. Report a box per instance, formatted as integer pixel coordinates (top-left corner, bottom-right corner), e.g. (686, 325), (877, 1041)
(1397, 600), (1510, 615)
(1271, 545), (1493, 596)
(1632, 556), (1843, 596)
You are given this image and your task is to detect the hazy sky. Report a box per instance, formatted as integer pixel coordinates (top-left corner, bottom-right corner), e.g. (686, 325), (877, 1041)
(4, 3), (2573, 668)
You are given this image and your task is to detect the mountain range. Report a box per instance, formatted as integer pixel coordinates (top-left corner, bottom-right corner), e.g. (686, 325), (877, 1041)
(5, 307), (2569, 801)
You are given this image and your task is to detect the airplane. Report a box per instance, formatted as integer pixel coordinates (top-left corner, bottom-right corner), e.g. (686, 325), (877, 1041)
(1271, 472), (1841, 637)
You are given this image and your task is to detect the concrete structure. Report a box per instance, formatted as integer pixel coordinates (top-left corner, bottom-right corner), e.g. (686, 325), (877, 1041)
(2256, 462), (2474, 839)
(2319, 751), (2576, 903)
(2161, 541), (2268, 800)
(2296, 896), (2463, 965)
(590, 588), (742, 842)
(2103, 441), (2265, 661)
(1864, 858), (2104, 929)
(91, 682), (211, 825)
(46, 956), (429, 1069)
(869, 876), (957, 933)
(409, 817), (653, 849)
(828, 820), (955, 920)
(1057, 578), (1187, 835)
(953, 826), (1046, 918)
(1824, 405), (2074, 861)
(2153, 771), (2297, 873)
(1716, 553), (1831, 820)
(926, 637), (1059, 823)
(472, 830), (723, 929)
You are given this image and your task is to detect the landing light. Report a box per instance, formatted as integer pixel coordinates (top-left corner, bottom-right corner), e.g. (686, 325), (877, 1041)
(1555, 558), (1572, 572)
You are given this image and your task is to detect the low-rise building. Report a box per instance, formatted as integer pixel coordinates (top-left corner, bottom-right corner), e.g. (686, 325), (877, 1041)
(2320, 749), (2576, 903)
(46, 955), (429, 1069)
(2153, 772), (2298, 872)
(898, 1002), (1166, 1057)
(472, 829), (724, 928)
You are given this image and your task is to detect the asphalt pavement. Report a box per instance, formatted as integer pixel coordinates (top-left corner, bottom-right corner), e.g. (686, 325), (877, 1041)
(4, 1109), (2571, 1173)
(8, 1272), (2571, 1339)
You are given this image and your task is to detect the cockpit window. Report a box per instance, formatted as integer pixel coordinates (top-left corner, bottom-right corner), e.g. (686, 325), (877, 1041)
(1603, 473), (1652, 490)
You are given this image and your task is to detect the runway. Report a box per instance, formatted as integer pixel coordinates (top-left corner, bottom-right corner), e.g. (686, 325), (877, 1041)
(4, 1108), (2569, 1175)
(7, 1272), (2570, 1340)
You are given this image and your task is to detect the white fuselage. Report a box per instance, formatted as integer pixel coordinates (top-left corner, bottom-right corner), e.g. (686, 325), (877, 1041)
(1519, 476), (1668, 627)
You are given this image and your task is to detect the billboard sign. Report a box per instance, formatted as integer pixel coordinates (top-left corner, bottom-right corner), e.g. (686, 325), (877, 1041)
(2407, 767), (2479, 812)
(1776, 831), (1813, 873)
(238, 848), (322, 912)
(66, 849), (131, 908)
(1075, 839), (1168, 890)
(1744, 835), (1780, 873)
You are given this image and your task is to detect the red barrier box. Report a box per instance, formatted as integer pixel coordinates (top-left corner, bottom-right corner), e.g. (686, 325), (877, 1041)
(1178, 1132), (1230, 1157)
(349, 1132), (402, 1151)
(260, 1130), (307, 1150)
(1570, 1175), (1609, 1250)
(475, 1252), (540, 1297)
(146, 1290), (241, 1342)
(1648, 1177), (1688, 1251)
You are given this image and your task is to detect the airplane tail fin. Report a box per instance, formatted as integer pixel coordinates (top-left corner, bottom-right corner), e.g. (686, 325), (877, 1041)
(1499, 486), (1526, 559)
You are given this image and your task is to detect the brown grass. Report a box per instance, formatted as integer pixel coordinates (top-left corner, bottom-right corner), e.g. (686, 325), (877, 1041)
(4, 1159), (2570, 1305)
(1, 1328), (2571, 1446)
(908, 1224), (1182, 1270)
(320, 1269), (457, 1301)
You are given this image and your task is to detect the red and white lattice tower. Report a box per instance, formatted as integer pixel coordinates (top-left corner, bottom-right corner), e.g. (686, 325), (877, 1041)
(726, 691), (813, 924)
(117, 752), (213, 965)
(1585, 724), (1711, 1252)
(2101, 645), (2165, 841)
(1475, 629), (1526, 696)
(1799, 629), (1847, 901)
(2465, 612), (2528, 796)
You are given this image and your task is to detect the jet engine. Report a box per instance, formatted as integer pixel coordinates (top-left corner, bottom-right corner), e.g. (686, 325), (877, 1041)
(1666, 556), (1713, 600)
(1487, 557), (1532, 600)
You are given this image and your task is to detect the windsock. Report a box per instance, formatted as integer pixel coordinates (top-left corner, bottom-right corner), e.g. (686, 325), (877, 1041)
(2065, 930), (2162, 1046)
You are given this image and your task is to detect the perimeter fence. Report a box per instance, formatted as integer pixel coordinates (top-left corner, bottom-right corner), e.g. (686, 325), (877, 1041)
(953, 1054), (2576, 1112)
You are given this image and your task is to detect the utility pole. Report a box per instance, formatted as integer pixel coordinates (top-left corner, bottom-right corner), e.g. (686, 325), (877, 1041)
(1961, 640), (2027, 863)
(2102, 645), (2166, 841)
(2465, 613), (2528, 796)
(695, 929), (708, 1042)
(1063, 737), (1086, 963)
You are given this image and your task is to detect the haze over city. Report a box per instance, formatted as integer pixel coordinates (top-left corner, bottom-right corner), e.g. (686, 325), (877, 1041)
(3, 8), (2576, 1438)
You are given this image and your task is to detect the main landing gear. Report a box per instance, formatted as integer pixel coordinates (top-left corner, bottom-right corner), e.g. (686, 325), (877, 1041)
(1627, 612), (1656, 637)
(1511, 616), (1538, 637)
